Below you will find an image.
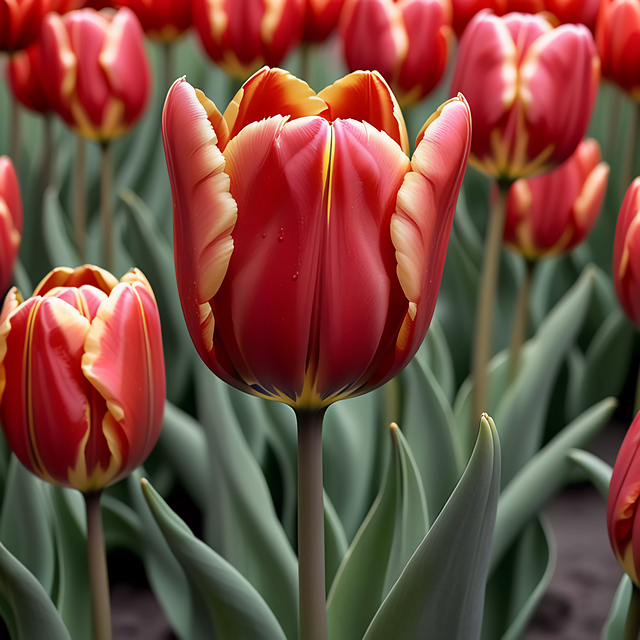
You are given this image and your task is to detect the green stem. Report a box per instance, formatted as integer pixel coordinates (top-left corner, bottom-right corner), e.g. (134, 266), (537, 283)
(100, 143), (113, 272)
(296, 410), (328, 640)
(508, 259), (536, 382)
(624, 584), (640, 640)
(607, 88), (622, 161)
(84, 492), (112, 640)
(162, 42), (173, 95)
(471, 183), (510, 427)
(42, 115), (54, 191)
(74, 136), (87, 260)
(622, 101), (640, 193)
(10, 91), (21, 165)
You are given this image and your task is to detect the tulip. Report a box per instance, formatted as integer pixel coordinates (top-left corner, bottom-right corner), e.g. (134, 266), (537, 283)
(613, 179), (640, 327)
(0, 158), (22, 295)
(0, 0), (46, 52)
(40, 7), (151, 142)
(544, 0), (599, 30)
(0, 264), (165, 492)
(504, 139), (609, 260)
(450, 11), (599, 181)
(48, 0), (87, 12)
(192, 0), (305, 79)
(451, 0), (506, 36)
(303, 0), (345, 42)
(115, 0), (191, 41)
(340, 0), (453, 106)
(596, 0), (640, 99)
(5, 41), (53, 114)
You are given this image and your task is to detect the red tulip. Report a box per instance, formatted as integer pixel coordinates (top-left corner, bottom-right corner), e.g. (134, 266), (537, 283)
(48, 0), (87, 12)
(613, 179), (640, 327)
(192, 0), (305, 79)
(450, 11), (599, 180)
(544, 0), (599, 31)
(451, 0), (506, 36)
(303, 0), (345, 42)
(0, 265), (165, 492)
(0, 0), (46, 52)
(608, 411), (640, 585)
(40, 7), (151, 142)
(115, 0), (191, 41)
(5, 41), (53, 114)
(596, 0), (640, 99)
(0, 158), (22, 295)
(340, 0), (453, 106)
(503, 139), (609, 260)
(163, 68), (471, 410)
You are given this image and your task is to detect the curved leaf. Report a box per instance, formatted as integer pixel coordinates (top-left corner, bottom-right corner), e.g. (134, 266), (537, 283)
(602, 574), (633, 640)
(417, 319), (456, 404)
(567, 449), (612, 501)
(42, 187), (81, 269)
(324, 490), (348, 597)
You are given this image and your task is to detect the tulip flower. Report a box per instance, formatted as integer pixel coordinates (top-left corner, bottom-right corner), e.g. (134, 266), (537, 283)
(450, 11), (599, 181)
(192, 0), (305, 79)
(0, 0), (46, 52)
(40, 7), (151, 142)
(0, 265), (165, 492)
(451, 0), (506, 36)
(5, 41), (53, 114)
(504, 139), (609, 260)
(613, 179), (640, 327)
(544, 0), (599, 30)
(340, 0), (453, 106)
(48, 0), (86, 12)
(303, 0), (345, 42)
(115, 0), (191, 41)
(596, 0), (640, 98)
(0, 158), (22, 295)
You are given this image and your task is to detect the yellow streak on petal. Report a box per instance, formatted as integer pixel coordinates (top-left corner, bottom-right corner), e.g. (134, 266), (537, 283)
(262, 0), (290, 46)
(0, 288), (23, 407)
(574, 162), (610, 226)
(206, 0), (228, 43)
(619, 213), (640, 281)
(120, 268), (157, 305)
(620, 542), (640, 586)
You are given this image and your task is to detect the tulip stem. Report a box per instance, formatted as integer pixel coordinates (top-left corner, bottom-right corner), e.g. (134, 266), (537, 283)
(84, 491), (112, 640)
(162, 42), (173, 94)
(296, 409), (328, 640)
(42, 115), (55, 191)
(607, 88), (622, 161)
(622, 101), (640, 192)
(507, 259), (536, 382)
(624, 584), (640, 640)
(10, 91), (21, 165)
(471, 182), (510, 427)
(74, 136), (87, 260)
(100, 143), (114, 272)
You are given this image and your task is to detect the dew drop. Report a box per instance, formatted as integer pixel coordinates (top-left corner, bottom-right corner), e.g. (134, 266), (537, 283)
(278, 228), (284, 242)
(292, 272), (299, 281)
(262, 232), (267, 239)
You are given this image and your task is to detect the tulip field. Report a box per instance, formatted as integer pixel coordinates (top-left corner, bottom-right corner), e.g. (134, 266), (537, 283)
(2, 1), (640, 640)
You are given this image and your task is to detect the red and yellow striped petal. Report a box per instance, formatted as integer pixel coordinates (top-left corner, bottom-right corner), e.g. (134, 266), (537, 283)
(33, 265), (119, 297)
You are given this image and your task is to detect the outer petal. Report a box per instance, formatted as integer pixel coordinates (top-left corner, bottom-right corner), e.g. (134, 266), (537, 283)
(0, 0), (46, 52)
(303, 0), (345, 42)
(450, 0), (507, 36)
(33, 265), (118, 297)
(0, 156), (23, 236)
(318, 70), (409, 155)
(82, 280), (166, 483)
(0, 157), (22, 294)
(5, 43), (52, 114)
(116, 0), (192, 40)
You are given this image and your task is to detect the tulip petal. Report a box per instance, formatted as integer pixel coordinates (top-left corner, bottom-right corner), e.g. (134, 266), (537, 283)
(319, 70), (410, 156)
(0, 156), (23, 235)
(33, 265), (118, 297)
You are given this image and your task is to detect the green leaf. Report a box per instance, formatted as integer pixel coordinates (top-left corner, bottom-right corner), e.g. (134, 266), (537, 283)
(324, 490), (348, 597)
(0, 457), (55, 596)
(362, 415), (501, 640)
(491, 398), (616, 572)
(602, 574), (633, 640)
(417, 319), (456, 404)
(567, 449), (612, 500)
(141, 478), (288, 640)
(195, 361), (299, 640)
(101, 494), (141, 554)
(0, 542), (72, 640)
(42, 187), (81, 269)
(498, 266), (595, 485)
(327, 424), (428, 640)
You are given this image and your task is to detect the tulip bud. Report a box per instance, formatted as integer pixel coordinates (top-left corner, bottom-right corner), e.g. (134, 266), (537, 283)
(0, 265), (166, 492)
(596, 0), (640, 99)
(303, 0), (345, 42)
(48, 0), (86, 12)
(115, 0), (191, 41)
(503, 139), (609, 260)
(0, 0), (46, 52)
(163, 67), (471, 410)
(340, 0), (453, 106)
(450, 11), (599, 180)
(451, 0), (507, 36)
(192, 0), (305, 79)
(40, 7), (151, 142)
(0, 158), (22, 295)
(613, 179), (640, 327)
(544, 0), (599, 31)
(608, 411), (640, 585)
(5, 41), (54, 114)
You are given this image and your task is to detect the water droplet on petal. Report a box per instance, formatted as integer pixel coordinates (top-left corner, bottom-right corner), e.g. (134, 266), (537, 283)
(278, 228), (284, 242)
(262, 232), (267, 239)
(292, 272), (299, 281)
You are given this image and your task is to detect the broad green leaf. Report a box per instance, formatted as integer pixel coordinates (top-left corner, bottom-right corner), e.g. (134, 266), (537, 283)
(567, 449), (612, 500)
(400, 355), (463, 520)
(327, 424), (428, 640)
(417, 319), (456, 404)
(602, 575), (633, 640)
(0, 457), (55, 595)
(362, 415), (501, 640)
(42, 187), (81, 269)
(101, 494), (141, 554)
(141, 478), (288, 640)
(0, 542), (72, 640)
(324, 490), (348, 597)
(195, 361), (299, 640)
(491, 398), (616, 572)
(498, 267), (595, 485)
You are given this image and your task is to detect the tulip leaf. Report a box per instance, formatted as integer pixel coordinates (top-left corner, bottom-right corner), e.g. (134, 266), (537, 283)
(497, 266), (595, 485)
(491, 398), (616, 572)
(567, 449), (612, 500)
(101, 493), (142, 554)
(324, 490), (348, 597)
(42, 187), (81, 269)
(418, 318), (456, 404)
(0, 457), (55, 596)
(0, 542), (72, 640)
(602, 574), (634, 640)
(141, 478), (288, 640)
(327, 424), (428, 640)
(362, 415), (501, 640)
(195, 361), (299, 640)
(400, 354), (463, 520)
